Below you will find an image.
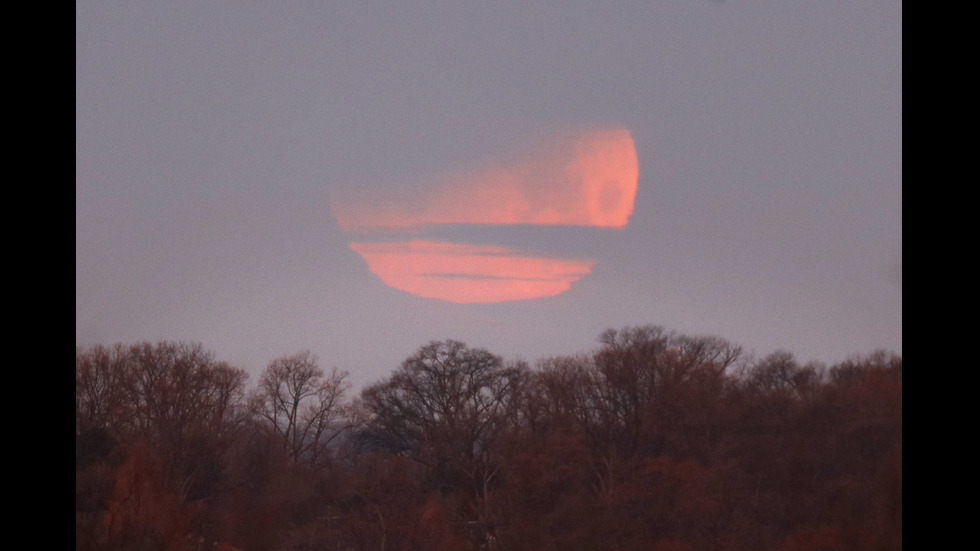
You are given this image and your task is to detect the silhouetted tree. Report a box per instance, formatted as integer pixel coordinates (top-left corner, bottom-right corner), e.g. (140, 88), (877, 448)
(359, 340), (527, 542)
(579, 327), (743, 492)
(250, 351), (352, 467)
(123, 342), (249, 503)
(76, 344), (131, 436)
(76, 342), (250, 550)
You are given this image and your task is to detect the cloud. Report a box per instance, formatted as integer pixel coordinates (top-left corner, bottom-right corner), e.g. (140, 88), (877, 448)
(349, 240), (596, 303)
(334, 128), (638, 230)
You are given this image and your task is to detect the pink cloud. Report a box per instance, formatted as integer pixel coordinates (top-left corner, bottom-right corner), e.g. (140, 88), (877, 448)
(349, 240), (596, 303)
(334, 128), (638, 230)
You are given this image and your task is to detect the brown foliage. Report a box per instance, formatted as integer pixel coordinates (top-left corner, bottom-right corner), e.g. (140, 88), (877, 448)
(76, 331), (900, 551)
(101, 442), (194, 551)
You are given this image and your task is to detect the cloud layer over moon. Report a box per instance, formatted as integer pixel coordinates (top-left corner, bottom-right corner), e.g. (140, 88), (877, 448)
(335, 128), (639, 303)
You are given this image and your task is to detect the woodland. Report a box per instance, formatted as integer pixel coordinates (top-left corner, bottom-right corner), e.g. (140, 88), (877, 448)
(76, 325), (901, 551)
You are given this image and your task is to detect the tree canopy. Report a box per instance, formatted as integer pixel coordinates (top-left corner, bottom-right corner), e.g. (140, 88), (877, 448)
(77, 329), (901, 551)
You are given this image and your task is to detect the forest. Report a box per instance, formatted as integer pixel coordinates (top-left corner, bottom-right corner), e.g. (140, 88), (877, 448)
(76, 325), (901, 551)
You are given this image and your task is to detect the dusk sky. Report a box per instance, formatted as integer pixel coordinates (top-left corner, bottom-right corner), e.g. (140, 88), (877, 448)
(76, 1), (902, 390)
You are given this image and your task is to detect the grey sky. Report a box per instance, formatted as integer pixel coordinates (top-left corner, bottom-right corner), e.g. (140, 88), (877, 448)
(76, 1), (902, 390)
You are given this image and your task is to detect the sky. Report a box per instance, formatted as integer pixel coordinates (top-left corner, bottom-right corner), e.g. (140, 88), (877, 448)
(76, 1), (902, 391)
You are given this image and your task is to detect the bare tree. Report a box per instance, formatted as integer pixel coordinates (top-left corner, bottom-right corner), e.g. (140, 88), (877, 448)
(125, 343), (248, 438)
(360, 341), (525, 461)
(358, 340), (527, 540)
(76, 341), (250, 509)
(538, 327), (746, 494)
(76, 343), (132, 436)
(745, 351), (825, 399)
(124, 342), (249, 501)
(251, 351), (352, 466)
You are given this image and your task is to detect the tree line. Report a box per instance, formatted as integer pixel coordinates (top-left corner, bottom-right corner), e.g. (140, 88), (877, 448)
(76, 326), (901, 551)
